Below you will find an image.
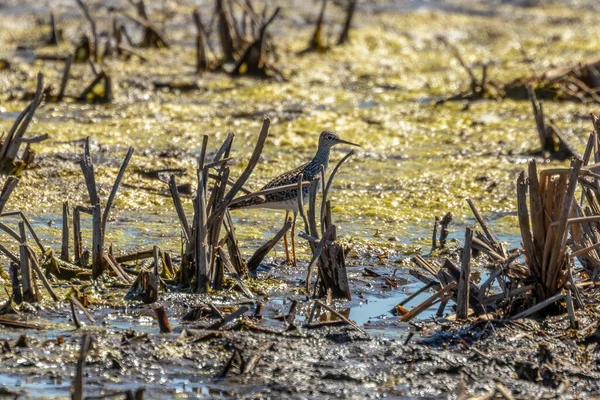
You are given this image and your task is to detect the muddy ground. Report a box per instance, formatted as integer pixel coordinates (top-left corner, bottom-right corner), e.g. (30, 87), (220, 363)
(1, 0), (600, 398)
(2, 261), (600, 399)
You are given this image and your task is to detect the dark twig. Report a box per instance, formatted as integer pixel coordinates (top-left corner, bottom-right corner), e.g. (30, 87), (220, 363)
(75, 0), (99, 62)
(72, 335), (93, 400)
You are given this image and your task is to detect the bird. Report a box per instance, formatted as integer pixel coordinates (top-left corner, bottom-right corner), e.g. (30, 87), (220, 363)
(229, 130), (360, 265)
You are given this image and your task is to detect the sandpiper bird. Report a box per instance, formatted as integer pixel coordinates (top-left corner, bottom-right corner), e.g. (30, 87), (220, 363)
(229, 130), (360, 265)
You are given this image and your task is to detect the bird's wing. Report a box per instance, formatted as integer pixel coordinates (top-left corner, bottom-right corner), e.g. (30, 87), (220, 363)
(229, 163), (308, 210)
(261, 162), (308, 190)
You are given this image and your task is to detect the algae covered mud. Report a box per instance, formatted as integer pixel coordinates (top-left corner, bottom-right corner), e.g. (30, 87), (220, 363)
(1, 0), (600, 398)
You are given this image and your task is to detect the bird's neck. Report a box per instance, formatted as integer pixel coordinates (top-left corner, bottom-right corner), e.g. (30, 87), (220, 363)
(302, 146), (331, 180)
(310, 146), (331, 172)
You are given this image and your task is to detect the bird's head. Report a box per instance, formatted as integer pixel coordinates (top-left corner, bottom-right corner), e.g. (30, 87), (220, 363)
(318, 130), (361, 149)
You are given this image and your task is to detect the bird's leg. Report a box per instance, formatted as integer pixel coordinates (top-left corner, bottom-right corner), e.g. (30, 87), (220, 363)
(283, 210), (291, 264)
(291, 210), (298, 267)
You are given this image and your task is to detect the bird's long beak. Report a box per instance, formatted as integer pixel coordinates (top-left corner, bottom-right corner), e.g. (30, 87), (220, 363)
(337, 138), (361, 147)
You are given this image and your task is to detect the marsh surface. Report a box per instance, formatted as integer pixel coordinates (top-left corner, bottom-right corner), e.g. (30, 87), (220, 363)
(1, 0), (600, 398)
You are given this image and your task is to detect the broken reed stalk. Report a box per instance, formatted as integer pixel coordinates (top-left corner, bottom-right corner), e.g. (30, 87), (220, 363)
(10, 263), (22, 304)
(526, 84), (580, 159)
(216, 0), (236, 62)
(466, 198), (506, 258)
(439, 212), (452, 248)
(193, 9), (209, 72)
(296, 178), (312, 241)
(178, 135), (208, 286)
(431, 216), (439, 252)
(307, 178), (320, 241)
(72, 335), (92, 400)
(61, 201), (69, 262)
(0, 73), (46, 175)
(48, 12), (61, 45)
(223, 213), (246, 275)
(313, 300), (366, 335)
(102, 147), (134, 233)
(154, 305), (172, 333)
(0, 211), (46, 254)
(0, 221), (19, 242)
(517, 158), (583, 301)
(568, 120), (600, 279)
(26, 245), (58, 302)
(306, 0), (329, 53)
(225, 0), (242, 44)
(195, 165), (209, 292)
(320, 150), (355, 233)
(168, 174), (191, 241)
(547, 160), (582, 295)
(434, 37), (498, 103)
(124, 0), (169, 48)
(207, 305), (250, 330)
(70, 299), (81, 329)
(565, 289), (577, 329)
(517, 161), (568, 301)
(480, 284), (534, 306)
(527, 84), (549, 152)
(206, 168), (231, 271)
(79, 138), (133, 279)
(104, 254), (131, 283)
(412, 253), (490, 318)
(18, 221), (35, 302)
(510, 292), (566, 321)
(336, 0), (356, 45)
(0, 177), (19, 213)
(401, 281), (456, 322)
(217, 348), (241, 378)
(300, 162), (350, 300)
(57, 54), (73, 102)
(124, 266), (158, 304)
(398, 281), (435, 307)
(78, 70), (112, 103)
(438, 37), (477, 90)
(241, 342), (271, 374)
(73, 207), (82, 263)
(230, 8), (280, 77)
(548, 121), (582, 160)
(246, 218), (292, 272)
(207, 125), (266, 286)
(0, 241), (19, 265)
(306, 224), (335, 292)
(114, 249), (153, 263)
(75, 0), (99, 62)
(79, 139), (100, 274)
(69, 295), (95, 323)
(456, 228), (473, 319)
(217, 245), (251, 295)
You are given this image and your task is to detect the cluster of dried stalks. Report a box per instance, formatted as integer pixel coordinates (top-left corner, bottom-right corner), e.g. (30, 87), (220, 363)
(0, 116), (354, 317)
(436, 39), (600, 106)
(16, 0), (358, 105)
(506, 57), (600, 103)
(404, 115), (600, 327)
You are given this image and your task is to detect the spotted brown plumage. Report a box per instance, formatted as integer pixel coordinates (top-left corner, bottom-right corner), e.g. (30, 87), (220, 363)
(229, 130), (360, 211)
